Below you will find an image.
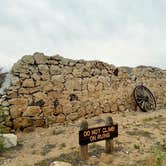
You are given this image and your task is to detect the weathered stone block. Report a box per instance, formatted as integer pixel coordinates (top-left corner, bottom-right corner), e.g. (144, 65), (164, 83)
(22, 106), (41, 117)
(50, 65), (61, 75)
(67, 113), (79, 121)
(8, 98), (28, 106)
(38, 65), (49, 73)
(13, 117), (33, 129)
(11, 76), (20, 86)
(33, 118), (45, 127)
(22, 55), (34, 64)
(42, 82), (54, 92)
(65, 78), (81, 91)
(10, 106), (26, 118)
(43, 106), (54, 116)
(22, 79), (35, 88)
(34, 52), (48, 64)
(51, 75), (65, 83)
(56, 114), (65, 123)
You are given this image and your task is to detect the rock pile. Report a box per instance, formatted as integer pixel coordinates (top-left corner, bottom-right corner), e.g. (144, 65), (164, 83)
(0, 52), (165, 132)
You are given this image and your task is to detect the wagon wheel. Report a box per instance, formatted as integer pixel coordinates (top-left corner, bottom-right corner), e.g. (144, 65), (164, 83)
(133, 85), (156, 112)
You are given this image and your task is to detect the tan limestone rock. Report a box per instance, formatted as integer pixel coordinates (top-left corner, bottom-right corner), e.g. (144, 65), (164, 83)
(50, 65), (61, 75)
(42, 82), (54, 92)
(38, 65), (49, 73)
(33, 118), (45, 127)
(13, 117), (33, 129)
(51, 75), (65, 83)
(43, 107), (54, 116)
(54, 105), (63, 115)
(65, 78), (81, 91)
(22, 79), (35, 88)
(10, 106), (26, 118)
(12, 60), (28, 73)
(33, 92), (47, 101)
(22, 55), (34, 64)
(67, 113), (79, 121)
(34, 52), (48, 64)
(8, 98), (28, 106)
(56, 114), (65, 123)
(20, 73), (30, 79)
(40, 73), (50, 81)
(22, 106), (41, 117)
(31, 73), (41, 81)
(11, 76), (20, 86)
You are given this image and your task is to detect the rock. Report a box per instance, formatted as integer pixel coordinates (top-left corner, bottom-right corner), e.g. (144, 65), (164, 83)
(23, 127), (35, 132)
(10, 106), (26, 118)
(38, 65), (49, 73)
(22, 79), (35, 88)
(43, 107), (54, 116)
(11, 76), (20, 86)
(20, 73), (30, 79)
(118, 105), (126, 112)
(13, 117), (33, 129)
(56, 114), (66, 123)
(67, 113), (79, 121)
(33, 92), (48, 102)
(33, 118), (45, 127)
(42, 82), (54, 92)
(54, 105), (63, 115)
(8, 98), (28, 106)
(65, 78), (81, 91)
(50, 65), (61, 75)
(31, 73), (41, 81)
(102, 103), (111, 113)
(12, 60), (28, 73)
(22, 55), (34, 64)
(34, 52), (48, 64)
(2, 134), (17, 148)
(22, 106), (41, 117)
(60, 58), (70, 65)
(1, 101), (9, 107)
(49, 161), (71, 166)
(51, 75), (65, 83)
(40, 73), (50, 81)
(100, 153), (113, 164)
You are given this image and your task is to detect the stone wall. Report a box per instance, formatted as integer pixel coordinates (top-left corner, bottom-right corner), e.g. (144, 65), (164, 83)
(0, 52), (166, 132)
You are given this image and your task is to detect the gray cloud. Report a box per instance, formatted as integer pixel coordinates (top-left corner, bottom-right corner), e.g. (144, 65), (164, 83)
(0, 0), (165, 69)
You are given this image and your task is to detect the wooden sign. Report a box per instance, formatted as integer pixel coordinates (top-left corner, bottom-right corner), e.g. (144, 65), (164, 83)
(79, 124), (118, 145)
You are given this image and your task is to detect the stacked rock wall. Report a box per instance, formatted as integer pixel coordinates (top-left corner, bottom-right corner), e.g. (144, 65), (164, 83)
(0, 52), (166, 132)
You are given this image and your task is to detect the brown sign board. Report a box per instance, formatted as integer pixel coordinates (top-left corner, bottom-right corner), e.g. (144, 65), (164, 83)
(79, 124), (118, 145)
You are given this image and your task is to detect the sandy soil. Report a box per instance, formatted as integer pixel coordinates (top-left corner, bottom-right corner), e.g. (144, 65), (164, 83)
(0, 109), (166, 166)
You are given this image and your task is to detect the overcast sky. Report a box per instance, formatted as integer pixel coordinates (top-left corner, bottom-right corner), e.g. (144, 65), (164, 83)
(0, 0), (166, 70)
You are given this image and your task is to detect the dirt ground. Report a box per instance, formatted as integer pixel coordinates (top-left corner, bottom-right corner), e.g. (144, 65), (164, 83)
(0, 109), (166, 166)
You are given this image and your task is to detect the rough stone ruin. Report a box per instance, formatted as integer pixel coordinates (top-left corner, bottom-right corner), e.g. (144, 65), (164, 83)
(0, 52), (165, 132)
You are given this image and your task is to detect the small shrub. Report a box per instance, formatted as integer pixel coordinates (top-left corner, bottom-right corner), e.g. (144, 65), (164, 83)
(0, 135), (4, 153)
(151, 148), (166, 166)
(134, 144), (140, 149)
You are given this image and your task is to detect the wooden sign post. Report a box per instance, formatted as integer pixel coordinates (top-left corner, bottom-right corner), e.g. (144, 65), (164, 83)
(80, 120), (89, 160)
(79, 116), (118, 160)
(105, 116), (114, 153)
